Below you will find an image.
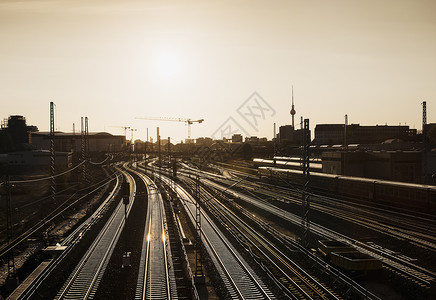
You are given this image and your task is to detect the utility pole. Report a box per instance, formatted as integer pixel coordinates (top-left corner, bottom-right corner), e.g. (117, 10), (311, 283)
(273, 123), (276, 156)
(4, 175), (15, 279)
(301, 118), (311, 248)
(423, 101), (427, 135)
(168, 137), (171, 162)
(50, 102), (56, 204)
(121, 178), (131, 268)
(422, 101), (428, 183)
(157, 127), (161, 166)
(194, 175), (204, 284)
(145, 128), (149, 161)
(344, 114), (348, 150)
(344, 114), (348, 175)
(85, 117), (89, 154)
(85, 117), (89, 184)
(81, 117), (86, 186)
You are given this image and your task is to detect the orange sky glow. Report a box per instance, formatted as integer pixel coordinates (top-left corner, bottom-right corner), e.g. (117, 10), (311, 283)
(1, 0), (435, 142)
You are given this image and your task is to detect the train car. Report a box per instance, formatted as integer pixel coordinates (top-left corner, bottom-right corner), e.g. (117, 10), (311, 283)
(309, 172), (338, 194)
(253, 158), (273, 167)
(273, 156), (322, 163)
(337, 175), (376, 201)
(431, 188), (436, 211)
(258, 167), (337, 193)
(374, 180), (435, 212)
(258, 166), (301, 183)
(253, 158), (322, 172)
(257, 166), (436, 213)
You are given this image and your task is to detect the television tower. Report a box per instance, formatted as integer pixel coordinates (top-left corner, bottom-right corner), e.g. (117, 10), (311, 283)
(290, 86), (296, 128)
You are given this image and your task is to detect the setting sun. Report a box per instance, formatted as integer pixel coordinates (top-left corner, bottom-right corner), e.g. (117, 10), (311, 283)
(1, 2), (436, 299)
(155, 52), (181, 79)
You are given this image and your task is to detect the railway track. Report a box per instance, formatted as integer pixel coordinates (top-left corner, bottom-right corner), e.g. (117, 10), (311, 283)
(187, 175), (341, 299)
(9, 173), (120, 300)
(131, 168), (177, 300)
(54, 166), (136, 299)
(157, 173), (276, 299)
(201, 177), (436, 290)
(190, 167), (436, 260)
(207, 170), (436, 252)
(204, 184), (379, 300)
(244, 181), (436, 252)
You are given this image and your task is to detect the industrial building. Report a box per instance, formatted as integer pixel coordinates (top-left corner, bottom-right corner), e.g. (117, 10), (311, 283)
(0, 150), (72, 168)
(314, 124), (417, 145)
(231, 134), (243, 143)
(278, 125), (305, 144)
(0, 115), (38, 152)
(322, 151), (436, 184)
(31, 132), (125, 153)
(424, 123), (436, 144)
(196, 137), (214, 145)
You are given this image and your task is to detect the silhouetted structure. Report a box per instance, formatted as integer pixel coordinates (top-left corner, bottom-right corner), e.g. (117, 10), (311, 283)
(231, 134), (243, 143)
(279, 125), (305, 144)
(314, 124), (417, 145)
(31, 132), (125, 153)
(0, 115), (38, 152)
(322, 150), (436, 184)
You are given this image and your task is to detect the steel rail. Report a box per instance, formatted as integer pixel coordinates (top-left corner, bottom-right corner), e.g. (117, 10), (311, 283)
(219, 176), (436, 251)
(15, 172), (121, 300)
(159, 174), (275, 300)
(197, 180), (338, 300)
(193, 168), (436, 251)
(131, 168), (174, 300)
(203, 178), (436, 287)
(0, 175), (117, 259)
(55, 166), (136, 299)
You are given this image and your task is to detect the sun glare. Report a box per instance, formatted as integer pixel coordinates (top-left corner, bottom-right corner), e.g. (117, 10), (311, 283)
(155, 52), (181, 79)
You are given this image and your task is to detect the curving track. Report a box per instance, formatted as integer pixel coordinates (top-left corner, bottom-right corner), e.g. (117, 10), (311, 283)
(192, 176), (341, 299)
(202, 177), (436, 289)
(54, 166), (136, 300)
(10, 173), (121, 300)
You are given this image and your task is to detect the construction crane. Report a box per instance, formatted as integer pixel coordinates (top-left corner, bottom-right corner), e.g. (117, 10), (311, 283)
(135, 116), (204, 140)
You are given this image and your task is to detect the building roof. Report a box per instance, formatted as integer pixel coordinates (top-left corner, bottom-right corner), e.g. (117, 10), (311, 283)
(33, 131), (122, 137)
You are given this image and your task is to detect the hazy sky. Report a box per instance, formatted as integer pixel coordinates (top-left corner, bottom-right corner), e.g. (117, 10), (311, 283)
(1, 0), (435, 142)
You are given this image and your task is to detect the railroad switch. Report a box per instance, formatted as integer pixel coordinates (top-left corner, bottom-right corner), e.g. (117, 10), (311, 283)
(122, 251), (131, 268)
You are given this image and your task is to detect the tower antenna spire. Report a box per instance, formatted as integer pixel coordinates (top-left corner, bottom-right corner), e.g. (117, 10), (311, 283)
(290, 85), (296, 128)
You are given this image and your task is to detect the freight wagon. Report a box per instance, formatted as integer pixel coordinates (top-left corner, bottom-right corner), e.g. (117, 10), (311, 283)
(258, 166), (436, 213)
